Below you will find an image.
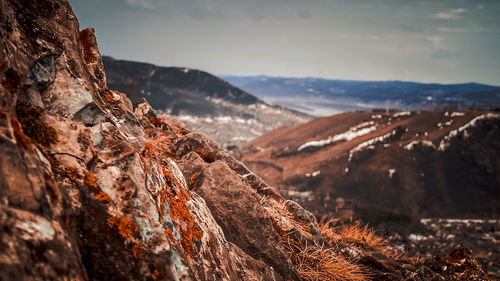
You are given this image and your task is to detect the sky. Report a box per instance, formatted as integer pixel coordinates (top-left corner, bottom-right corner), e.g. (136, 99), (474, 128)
(69, 0), (500, 86)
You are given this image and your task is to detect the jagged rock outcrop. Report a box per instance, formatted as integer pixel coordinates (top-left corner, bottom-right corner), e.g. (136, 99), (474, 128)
(0, 0), (290, 279)
(0, 0), (490, 280)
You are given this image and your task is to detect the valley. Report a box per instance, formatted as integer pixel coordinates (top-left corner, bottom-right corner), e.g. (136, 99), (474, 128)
(222, 75), (500, 116)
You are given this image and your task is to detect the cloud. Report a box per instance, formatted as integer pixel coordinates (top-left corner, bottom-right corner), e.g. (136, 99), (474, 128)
(124, 0), (155, 10)
(297, 10), (312, 19)
(399, 25), (422, 33)
(437, 27), (490, 33)
(431, 48), (458, 59)
(427, 36), (443, 48)
(435, 8), (466, 20)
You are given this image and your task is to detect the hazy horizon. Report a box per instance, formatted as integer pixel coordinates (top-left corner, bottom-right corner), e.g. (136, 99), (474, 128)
(70, 0), (500, 86)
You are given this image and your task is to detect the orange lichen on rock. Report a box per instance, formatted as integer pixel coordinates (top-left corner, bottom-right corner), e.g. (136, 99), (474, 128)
(85, 171), (98, 188)
(189, 172), (200, 189)
(131, 244), (142, 260)
(66, 167), (78, 181)
(95, 191), (111, 202)
(161, 167), (171, 178)
(135, 147), (147, 163)
(195, 148), (216, 163)
(151, 269), (161, 281)
(164, 228), (179, 247)
(150, 117), (163, 127)
(162, 169), (204, 258)
(79, 28), (96, 64)
(107, 216), (138, 238)
(103, 92), (114, 102)
(143, 142), (156, 158)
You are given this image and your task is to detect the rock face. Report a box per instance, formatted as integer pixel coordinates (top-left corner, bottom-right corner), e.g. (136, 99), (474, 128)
(0, 0), (490, 280)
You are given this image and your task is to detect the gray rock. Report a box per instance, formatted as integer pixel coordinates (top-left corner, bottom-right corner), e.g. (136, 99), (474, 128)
(29, 53), (59, 91)
(73, 102), (107, 126)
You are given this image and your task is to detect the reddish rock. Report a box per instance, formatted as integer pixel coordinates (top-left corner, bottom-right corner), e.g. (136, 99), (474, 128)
(0, 0), (490, 280)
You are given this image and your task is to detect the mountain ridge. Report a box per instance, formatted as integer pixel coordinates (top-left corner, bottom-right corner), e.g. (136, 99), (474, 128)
(221, 74), (500, 88)
(103, 57), (310, 150)
(222, 75), (500, 116)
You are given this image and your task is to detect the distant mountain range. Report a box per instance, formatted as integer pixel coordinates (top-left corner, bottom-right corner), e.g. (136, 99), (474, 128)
(221, 75), (500, 116)
(103, 57), (309, 149)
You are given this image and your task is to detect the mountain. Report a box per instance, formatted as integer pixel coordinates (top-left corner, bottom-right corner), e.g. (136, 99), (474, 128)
(103, 58), (310, 150)
(239, 109), (500, 220)
(0, 0), (491, 280)
(239, 109), (500, 275)
(221, 75), (500, 116)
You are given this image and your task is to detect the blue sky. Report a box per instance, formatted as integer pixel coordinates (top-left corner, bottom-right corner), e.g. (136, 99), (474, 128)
(69, 0), (500, 86)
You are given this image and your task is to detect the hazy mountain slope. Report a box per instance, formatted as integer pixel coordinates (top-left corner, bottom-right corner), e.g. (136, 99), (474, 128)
(222, 75), (500, 116)
(240, 109), (500, 220)
(104, 58), (310, 149)
(104, 57), (260, 114)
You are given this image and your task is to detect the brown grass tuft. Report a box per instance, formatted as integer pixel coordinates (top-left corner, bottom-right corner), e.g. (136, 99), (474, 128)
(320, 218), (405, 261)
(271, 217), (368, 281)
(292, 242), (368, 281)
(321, 219), (387, 253)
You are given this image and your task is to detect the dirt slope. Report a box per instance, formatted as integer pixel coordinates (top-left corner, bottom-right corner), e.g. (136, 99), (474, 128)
(240, 109), (500, 219)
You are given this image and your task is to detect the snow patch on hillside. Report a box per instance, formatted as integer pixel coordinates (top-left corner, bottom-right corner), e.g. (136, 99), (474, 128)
(393, 111), (411, 117)
(450, 112), (465, 117)
(438, 113), (500, 151)
(306, 170), (320, 177)
(404, 140), (436, 150)
(298, 122), (376, 151)
(348, 129), (398, 161)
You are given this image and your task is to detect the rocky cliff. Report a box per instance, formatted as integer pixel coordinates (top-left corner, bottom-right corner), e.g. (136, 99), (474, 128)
(0, 0), (490, 280)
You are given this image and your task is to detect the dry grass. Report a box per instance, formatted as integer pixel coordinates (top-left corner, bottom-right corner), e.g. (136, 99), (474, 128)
(271, 216), (369, 281)
(288, 238), (368, 281)
(320, 218), (405, 261)
(321, 219), (387, 252)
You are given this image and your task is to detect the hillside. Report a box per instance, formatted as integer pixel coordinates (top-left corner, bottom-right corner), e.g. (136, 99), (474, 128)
(239, 110), (500, 277)
(222, 75), (500, 116)
(240, 109), (500, 219)
(103, 58), (309, 150)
